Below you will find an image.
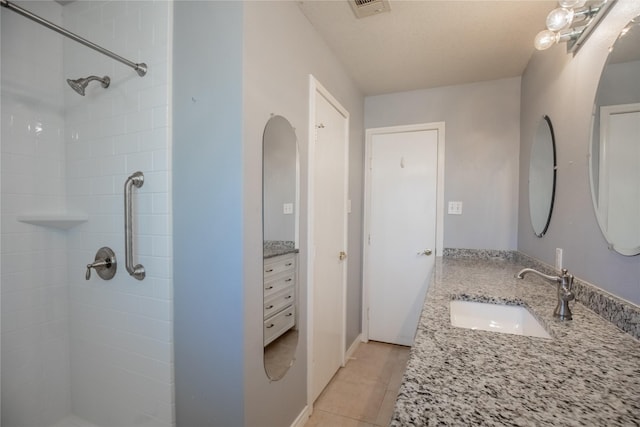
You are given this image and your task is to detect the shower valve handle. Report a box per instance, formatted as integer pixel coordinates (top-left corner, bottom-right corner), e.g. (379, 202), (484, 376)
(86, 260), (109, 280)
(85, 247), (117, 281)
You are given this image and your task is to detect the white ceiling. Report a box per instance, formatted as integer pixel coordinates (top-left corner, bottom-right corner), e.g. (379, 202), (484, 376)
(298, 0), (557, 95)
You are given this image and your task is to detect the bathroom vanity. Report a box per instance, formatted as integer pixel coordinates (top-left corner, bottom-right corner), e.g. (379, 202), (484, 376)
(263, 248), (297, 346)
(391, 253), (640, 425)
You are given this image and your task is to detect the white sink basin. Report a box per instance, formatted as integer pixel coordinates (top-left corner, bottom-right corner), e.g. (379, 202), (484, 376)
(450, 300), (552, 339)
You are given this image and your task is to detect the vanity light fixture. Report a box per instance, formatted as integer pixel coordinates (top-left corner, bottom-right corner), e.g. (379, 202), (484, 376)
(534, 0), (617, 53)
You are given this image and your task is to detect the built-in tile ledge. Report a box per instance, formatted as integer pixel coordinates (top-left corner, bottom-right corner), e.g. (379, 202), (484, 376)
(444, 248), (640, 340)
(17, 213), (88, 230)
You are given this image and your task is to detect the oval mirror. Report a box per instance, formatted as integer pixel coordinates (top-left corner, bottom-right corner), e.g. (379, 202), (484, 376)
(589, 16), (640, 256)
(262, 115), (299, 380)
(529, 115), (557, 237)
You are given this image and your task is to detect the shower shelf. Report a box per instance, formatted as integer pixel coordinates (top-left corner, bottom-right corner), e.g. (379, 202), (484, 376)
(17, 213), (88, 230)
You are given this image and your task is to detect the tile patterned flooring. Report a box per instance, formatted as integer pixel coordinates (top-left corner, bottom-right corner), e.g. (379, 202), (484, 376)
(264, 329), (298, 380)
(305, 341), (410, 427)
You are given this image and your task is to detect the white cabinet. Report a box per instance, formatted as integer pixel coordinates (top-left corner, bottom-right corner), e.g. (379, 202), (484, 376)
(263, 253), (297, 346)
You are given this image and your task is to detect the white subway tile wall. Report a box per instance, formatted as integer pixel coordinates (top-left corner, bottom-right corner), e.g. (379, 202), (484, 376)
(1, 2), (71, 426)
(1, 1), (173, 426)
(64, 1), (173, 426)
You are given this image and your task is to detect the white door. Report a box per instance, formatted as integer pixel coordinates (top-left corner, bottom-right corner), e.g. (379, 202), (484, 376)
(311, 87), (348, 402)
(367, 129), (439, 346)
(599, 104), (640, 250)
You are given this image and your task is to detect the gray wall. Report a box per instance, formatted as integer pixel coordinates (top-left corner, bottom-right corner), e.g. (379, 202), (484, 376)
(365, 78), (521, 250)
(173, 2), (245, 425)
(518, 2), (640, 305)
(174, 2), (364, 425)
(242, 2), (364, 425)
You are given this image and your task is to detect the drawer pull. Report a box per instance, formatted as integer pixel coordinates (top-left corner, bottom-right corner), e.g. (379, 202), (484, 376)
(266, 285), (273, 290)
(285, 295), (292, 299)
(285, 278), (292, 282)
(285, 262), (292, 266)
(266, 305), (274, 310)
(266, 323), (274, 329)
(285, 312), (293, 317)
(266, 268), (274, 273)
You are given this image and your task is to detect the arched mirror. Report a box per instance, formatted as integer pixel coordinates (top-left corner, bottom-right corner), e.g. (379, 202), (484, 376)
(529, 115), (557, 237)
(262, 115), (299, 380)
(589, 16), (640, 256)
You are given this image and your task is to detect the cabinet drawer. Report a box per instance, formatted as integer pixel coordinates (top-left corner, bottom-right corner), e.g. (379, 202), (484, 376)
(264, 272), (295, 298)
(264, 254), (296, 279)
(264, 305), (295, 346)
(264, 287), (295, 320)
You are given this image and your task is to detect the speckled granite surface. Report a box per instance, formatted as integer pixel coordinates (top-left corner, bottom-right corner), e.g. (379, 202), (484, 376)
(391, 256), (640, 426)
(443, 248), (517, 261)
(263, 240), (298, 259)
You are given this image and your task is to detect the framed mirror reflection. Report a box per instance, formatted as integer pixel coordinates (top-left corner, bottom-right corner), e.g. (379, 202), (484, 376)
(262, 115), (300, 380)
(529, 115), (557, 237)
(589, 15), (640, 256)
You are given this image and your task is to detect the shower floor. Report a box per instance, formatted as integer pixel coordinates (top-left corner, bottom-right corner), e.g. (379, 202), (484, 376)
(50, 415), (100, 427)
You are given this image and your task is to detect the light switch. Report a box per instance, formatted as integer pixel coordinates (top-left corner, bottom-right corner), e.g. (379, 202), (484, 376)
(448, 201), (463, 215)
(283, 203), (294, 214)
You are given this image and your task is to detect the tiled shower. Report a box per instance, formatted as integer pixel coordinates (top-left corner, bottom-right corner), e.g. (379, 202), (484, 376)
(1, 1), (174, 426)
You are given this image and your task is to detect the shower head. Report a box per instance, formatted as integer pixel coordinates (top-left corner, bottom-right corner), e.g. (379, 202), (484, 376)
(66, 75), (110, 96)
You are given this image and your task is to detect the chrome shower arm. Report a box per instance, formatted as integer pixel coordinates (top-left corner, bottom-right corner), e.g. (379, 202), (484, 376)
(1, 0), (147, 77)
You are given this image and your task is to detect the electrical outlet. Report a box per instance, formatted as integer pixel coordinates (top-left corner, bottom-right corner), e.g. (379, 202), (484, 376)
(283, 203), (293, 214)
(555, 248), (563, 270)
(448, 201), (463, 215)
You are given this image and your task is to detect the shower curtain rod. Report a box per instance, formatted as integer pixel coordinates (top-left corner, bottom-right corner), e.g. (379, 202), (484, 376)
(1, 0), (147, 77)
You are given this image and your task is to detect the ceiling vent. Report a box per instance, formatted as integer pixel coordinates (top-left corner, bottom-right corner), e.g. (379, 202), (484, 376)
(349, 0), (391, 19)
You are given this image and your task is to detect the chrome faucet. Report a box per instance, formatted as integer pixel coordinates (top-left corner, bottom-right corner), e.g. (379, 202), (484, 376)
(516, 268), (575, 320)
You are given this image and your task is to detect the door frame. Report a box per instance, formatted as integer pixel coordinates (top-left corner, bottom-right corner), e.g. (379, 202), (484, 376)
(597, 103), (640, 229)
(306, 75), (349, 409)
(361, 123), (445, 342)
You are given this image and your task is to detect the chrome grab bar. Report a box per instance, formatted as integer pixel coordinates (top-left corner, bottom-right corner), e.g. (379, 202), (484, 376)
(124, 172), (145, 280)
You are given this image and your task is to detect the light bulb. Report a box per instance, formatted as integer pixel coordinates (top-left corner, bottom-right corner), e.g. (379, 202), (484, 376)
(534, 30), (559, 50)
(546, 7), (575, 31)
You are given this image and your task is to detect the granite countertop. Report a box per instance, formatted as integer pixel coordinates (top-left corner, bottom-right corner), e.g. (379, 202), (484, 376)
(392, 256), (640, 426)
(263, 240), (298, 259)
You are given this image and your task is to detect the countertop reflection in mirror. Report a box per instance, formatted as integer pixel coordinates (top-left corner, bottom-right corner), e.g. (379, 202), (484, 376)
(590, 15), (640, 256)
(529, 115), (557, 237)
(262, 115), (300, 380)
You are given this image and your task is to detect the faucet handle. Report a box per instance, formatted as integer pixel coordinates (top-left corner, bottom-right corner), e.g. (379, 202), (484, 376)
(559, 269), (574, 286)
(86, 260), (108, 280)
(559, 268), (575, 298)
(86, 247), (117, 281)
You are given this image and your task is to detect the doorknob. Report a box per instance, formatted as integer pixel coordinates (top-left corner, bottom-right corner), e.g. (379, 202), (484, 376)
(339, 251), (347, 260)
(417, 249), (433, 256)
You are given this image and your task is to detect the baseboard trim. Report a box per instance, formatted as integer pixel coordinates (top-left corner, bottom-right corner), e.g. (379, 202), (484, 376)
(345, 333), (363, 361)
(290, 405), (310, 427)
